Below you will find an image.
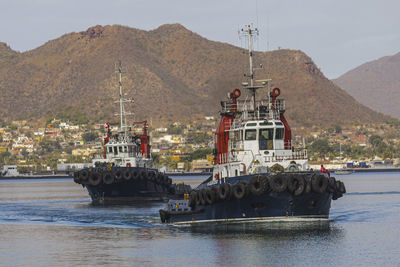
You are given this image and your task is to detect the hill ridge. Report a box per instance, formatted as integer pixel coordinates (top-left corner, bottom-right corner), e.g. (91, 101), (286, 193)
(0, 24), (390, 126)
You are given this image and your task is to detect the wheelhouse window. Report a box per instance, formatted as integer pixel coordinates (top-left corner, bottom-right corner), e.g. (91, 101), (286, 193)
(245, 129), (257, 140)
(259, 128), (274, 150)
(275, 128), (284, 140)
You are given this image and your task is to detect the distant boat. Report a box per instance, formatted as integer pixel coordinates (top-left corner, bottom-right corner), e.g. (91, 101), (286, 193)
(0, 165), (71, 179)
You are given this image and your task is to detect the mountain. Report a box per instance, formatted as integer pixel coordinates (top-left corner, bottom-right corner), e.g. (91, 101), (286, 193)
(0, 24), (390, 127)
(334, 52), (400, 119)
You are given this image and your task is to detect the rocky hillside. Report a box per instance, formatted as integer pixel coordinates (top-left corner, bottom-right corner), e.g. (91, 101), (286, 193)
(0, 24), (390, 126)
(334, 52), (400, 119)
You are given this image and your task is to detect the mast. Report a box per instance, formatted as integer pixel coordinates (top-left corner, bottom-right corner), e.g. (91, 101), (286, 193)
(115, 61), (134, 136)
(118, 61), (124, 130)
(240, 25), (261, 111)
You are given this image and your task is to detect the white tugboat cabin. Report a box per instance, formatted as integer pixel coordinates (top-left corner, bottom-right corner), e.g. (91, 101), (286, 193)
(212, 25), (308, 181)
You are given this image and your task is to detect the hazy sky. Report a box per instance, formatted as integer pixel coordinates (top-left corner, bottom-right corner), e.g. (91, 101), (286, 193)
(1, 0), (399, 78)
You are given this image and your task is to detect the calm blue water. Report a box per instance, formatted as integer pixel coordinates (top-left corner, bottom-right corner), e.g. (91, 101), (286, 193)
(0, 173), (399, 266)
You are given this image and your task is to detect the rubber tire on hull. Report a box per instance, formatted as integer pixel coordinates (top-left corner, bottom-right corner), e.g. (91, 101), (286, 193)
(212, 186), (220, 202)
(73, 171), (80, 183)
(89, 172), (102, 186)
(199, 189), (207, 205)
(233, 182), (248, 200)
(305, 179), (312, 194)
(156, 173), (163, 184)
(218, 183), (232, 201)
(287, 175), (305, 196)
(103, 172), (114, 184)
(139, 171), (146, 180)
(249, 175), (269, 196)
(327, 177), (337, 193)
(204, 188), (216, 205)
(195, 190), (202, 206)
(114, 170), (123, 180)
(270, 174), (288, 193)
(132, 170), (139, 180)
(189, 191), (197, 208)
(123, 170), (132, 180)
(311, 174), (328, 194)
(339, 181), (346, 193)
(79, 170), (89, 183)
(147, 171), (156, 182)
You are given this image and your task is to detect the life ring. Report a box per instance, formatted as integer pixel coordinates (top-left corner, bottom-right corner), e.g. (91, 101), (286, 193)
(287, 164), (299, 172)
(123, 170), (132, 180)
(249, 175), (269, 195)
(114, 170), (123, 180)
(89, 172), (102, 186)
(233, 182), (248, 200)
(233, 88), (241, 98)
(204, 188), (216, 205)
(103, 171), (114, 184)
(218, 183), (232, 201)
(271, 87), (280, 97)
(79, 170), (89, 182)
(126, 163), (131, 167)
(311, 174), (328, 194)
(287, 175), (305, 196)
(269, 174), (288, 193)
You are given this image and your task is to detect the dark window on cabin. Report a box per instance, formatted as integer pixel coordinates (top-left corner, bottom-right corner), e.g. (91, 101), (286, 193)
(108, 147), (112, 153)
(119, 146), (123, 153)
(124, 146), (128, 153)
(276, 122), (283, 126)
(114, 146), (118, 155)
(275, 128), (284, 140)
(245, 129), (257, 140)
(246, 123), (257, 127)
(259, 128), (274, 150)
(260, 121), (273, 126)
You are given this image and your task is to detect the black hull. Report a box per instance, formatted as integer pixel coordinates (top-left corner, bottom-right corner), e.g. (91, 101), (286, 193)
(163, 191), (331, 224)
(0, 175), (72, 180)
(74, 166), (191, 204)
(84, 179), (179, 204)
(160, 172), (345, 225)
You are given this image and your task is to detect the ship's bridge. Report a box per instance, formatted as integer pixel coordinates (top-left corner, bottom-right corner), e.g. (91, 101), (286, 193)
(105, 136), (140, 159)
(230, 119), (287, 153)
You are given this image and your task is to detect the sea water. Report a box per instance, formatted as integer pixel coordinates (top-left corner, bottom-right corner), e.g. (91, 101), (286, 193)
(0, 173), (399, 266)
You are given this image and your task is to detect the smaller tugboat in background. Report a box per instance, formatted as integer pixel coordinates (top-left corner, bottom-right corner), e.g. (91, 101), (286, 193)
(73, 62), (191, 204)
(0, 165), (71, 179)
(159, 25), (346, 225)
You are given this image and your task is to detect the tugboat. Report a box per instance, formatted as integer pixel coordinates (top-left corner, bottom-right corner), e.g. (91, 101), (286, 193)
(73, 62), (191, 204)
(159, 25), (346, 224)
